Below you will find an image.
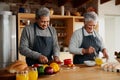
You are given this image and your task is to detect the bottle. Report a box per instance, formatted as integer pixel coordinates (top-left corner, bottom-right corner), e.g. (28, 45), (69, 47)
(26, 20), (30, 25)
(61, 5), (64, 16)
(25, 5), (31, 13)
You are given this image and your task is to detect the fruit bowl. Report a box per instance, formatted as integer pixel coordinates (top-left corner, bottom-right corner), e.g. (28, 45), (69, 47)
(37, 66), (59, 76)
(84, 60), (96, 67)
(32, 62), (60, 76)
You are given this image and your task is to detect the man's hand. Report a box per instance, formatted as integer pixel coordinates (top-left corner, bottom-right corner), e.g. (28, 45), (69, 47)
(53, 56), (61, 62)
(39, 55), (48, 63)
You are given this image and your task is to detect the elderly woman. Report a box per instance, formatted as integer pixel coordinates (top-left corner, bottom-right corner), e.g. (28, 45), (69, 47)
(19, 7), (60, 66)
(69, 11), (108, 64)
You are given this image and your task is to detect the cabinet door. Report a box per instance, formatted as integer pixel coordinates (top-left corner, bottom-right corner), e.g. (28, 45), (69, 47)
(50, 19), (72, 51)
(74, 22), (84, 31)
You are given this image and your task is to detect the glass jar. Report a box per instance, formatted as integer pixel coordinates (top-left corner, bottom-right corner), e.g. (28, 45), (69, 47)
(28, 67), (38, 80)
(16, 71), (29, 80)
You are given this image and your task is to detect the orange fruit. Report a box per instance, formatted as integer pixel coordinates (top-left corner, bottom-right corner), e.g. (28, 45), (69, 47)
(50, 62), (60, 73)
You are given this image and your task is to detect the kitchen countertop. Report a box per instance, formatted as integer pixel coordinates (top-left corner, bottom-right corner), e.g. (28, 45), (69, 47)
(0, 64), (120, 80)
(39, 64), (120, 80)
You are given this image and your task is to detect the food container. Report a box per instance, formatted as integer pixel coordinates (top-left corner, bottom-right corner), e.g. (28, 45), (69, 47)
(64, 59), (72, 65)
(16, 71), (29, 80)
(101, 62), (120, 72)
(28, 67), (38, 80)
(95, 57), (103, 66)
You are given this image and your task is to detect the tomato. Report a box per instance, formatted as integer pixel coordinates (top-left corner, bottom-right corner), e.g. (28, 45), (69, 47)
(32, 64), (41, 67)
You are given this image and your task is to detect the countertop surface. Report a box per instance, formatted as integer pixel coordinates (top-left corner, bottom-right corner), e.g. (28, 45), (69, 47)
(0, 64), (120, 80)
(39, 64), (120, 80)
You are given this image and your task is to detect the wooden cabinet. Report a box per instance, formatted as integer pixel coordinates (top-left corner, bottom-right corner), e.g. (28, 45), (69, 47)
(17, 13), (35, 61)
(17, 13), (84, 61)
(50, 15), (84, 47)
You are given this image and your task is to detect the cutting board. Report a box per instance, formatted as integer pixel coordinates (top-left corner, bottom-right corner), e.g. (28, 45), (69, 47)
(0, 69), (16, 80)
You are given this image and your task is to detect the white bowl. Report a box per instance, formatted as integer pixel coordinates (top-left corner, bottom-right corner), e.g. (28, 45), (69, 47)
(84, 60), (96, 66)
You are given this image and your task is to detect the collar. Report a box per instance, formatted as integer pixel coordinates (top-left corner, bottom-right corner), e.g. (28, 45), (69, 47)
(83, 28), (96, 37)
(35, 23), (47, 30)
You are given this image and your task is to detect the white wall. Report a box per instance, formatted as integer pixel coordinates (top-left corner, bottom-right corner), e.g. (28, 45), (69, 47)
(98, 0), (120, 39)
(0, 3), (10, 11)
(98, 0), (120, 58)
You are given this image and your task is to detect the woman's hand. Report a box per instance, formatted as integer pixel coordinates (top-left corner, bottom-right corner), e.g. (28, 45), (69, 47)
(82, 46), (95, 54)
(102, 48), (109, 59)
(39, 55), (48, 63)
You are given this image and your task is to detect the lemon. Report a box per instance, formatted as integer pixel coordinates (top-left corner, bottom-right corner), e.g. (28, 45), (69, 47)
(43, 64), (49, 69)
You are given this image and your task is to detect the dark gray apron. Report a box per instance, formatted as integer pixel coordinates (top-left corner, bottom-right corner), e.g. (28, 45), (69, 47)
(26, 23), (53, 66)
(73, 28), (102, 64)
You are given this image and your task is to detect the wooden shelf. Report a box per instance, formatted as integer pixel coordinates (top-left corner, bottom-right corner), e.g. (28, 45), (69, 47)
(18, 13), (35, 19)
(55, 27), (66, 29)
(18, 13), (84, 19)
(20, 25), (25, 28)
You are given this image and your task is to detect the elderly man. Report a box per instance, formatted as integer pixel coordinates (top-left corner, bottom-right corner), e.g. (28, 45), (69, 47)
(19, 7), (60, 66)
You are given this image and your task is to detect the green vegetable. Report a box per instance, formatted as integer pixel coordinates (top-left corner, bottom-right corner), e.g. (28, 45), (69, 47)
(37, 66), (44, 74)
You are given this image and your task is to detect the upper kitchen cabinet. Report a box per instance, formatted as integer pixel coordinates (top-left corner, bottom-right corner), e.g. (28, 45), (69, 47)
(50, 15), (84, 47)
(17, 13), (35, 44)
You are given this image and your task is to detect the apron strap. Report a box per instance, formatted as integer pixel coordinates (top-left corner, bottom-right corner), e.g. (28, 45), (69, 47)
(33, 23), (53, 38)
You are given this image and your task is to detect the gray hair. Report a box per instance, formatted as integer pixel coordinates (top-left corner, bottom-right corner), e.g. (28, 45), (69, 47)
(35, 7), (50, 20)
(84, 11), (98, 24)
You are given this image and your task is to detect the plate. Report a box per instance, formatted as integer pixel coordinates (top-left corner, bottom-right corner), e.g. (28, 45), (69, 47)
(84, 60), (96, 67)
(60, 65), (78, 70)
